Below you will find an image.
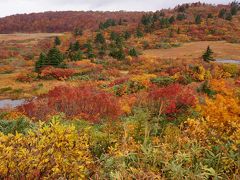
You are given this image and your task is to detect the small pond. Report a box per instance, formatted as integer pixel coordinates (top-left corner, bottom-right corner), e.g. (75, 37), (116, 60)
(215, 59), (240, 64)
(0, 99), (26, 109)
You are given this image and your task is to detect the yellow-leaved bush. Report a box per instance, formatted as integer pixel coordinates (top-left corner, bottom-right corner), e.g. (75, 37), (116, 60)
(185, 90), (240, 150)
(0, 118), (93, 179)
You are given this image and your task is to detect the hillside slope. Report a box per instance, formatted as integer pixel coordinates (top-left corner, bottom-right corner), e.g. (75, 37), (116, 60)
(0, 11), (143, 33)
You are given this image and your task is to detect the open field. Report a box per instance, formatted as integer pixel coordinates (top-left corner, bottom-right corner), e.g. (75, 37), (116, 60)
(0, 33), (64, 41)
(0, 72), (77, 100)
(143, 41), (240, 60)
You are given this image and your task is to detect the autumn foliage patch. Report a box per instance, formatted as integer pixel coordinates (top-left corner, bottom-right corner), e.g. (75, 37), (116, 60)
(40, 66), (77, 80)
(148, 84), (196, 115)
(19, 86), (121, 123)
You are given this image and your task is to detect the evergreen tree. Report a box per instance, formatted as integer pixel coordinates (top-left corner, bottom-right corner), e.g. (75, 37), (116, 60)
(99, 22), (104, 30)
(115, 36), (124, 48)
(95, 32), (105, 44)
(123, 31), (131, 40)
(177, 13), (187, 21)
(35, 47), (64, 71)
(85, 41), (96, 59)
(129, 48), (138, 57)
(141, 14), (152, 26)
(73, 41), (80, 51)
(169, 16), (175, 24)
(231, 1), (239, 15)
(136, 28), (144, 38)
(70, 50), (83, 61)
(99, 19), (116, 29)
(54, 36), (61, 46)
(35, 53), (46, 72)
(110, 31), (119, 41)
(202, 46), (214, 62)
(218, 9), (227, 18)
(195, 14), (202, 24)
(159, 18), (170, 29)
(109, 48), (125, 60)
(47, 47), (64, 67)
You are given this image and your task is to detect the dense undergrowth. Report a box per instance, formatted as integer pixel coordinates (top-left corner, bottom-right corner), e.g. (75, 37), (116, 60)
(0, 79), (239, 179)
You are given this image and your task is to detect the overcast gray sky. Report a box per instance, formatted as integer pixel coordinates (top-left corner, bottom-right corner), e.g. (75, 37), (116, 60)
(0, 0), (232, 17)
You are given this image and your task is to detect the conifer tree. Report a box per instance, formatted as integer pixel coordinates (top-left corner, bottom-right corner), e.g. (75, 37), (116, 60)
(195, 14), (202, 24)
(123, 31), (131, 40)
(136, 28), (144, 38)
(95, 32), (105, 44)
(169, 16), (175, 24)
(129, 48), (138, 57)
(35, 53), (46, 72)
(47, 47), (64, 67)
(73, 41), (80, 51)
(202, 46), (214, 62)
(54, 36), (61, 46)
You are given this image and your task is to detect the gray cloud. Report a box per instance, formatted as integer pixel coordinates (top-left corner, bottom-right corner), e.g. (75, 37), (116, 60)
(0, 0), (232, 17)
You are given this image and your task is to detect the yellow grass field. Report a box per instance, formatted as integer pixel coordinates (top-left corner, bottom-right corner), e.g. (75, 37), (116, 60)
(143, 41), (240, 60)
(0, 33), (64, 41)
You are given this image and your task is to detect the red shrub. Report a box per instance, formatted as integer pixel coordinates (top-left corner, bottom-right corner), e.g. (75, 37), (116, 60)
(109, 77), (129, 87)
(40, 67), (77, 80)
(148, 84), (196, 115)
(19, 86), (122, 123)
(104, 68), (121, 77)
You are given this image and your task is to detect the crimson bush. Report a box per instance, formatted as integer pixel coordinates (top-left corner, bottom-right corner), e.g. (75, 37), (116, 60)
(19, 86), (121, 123)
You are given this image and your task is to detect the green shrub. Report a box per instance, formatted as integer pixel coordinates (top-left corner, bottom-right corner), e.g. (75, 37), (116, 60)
(151, 76), (176, 87)
(0, 117), (34, 135)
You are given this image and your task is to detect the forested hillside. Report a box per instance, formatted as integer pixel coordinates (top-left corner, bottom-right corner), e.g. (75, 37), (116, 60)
(0, 11), (143, 33)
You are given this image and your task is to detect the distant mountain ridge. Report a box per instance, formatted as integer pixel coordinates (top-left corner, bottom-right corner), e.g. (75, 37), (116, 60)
(0, 11), (144, 33)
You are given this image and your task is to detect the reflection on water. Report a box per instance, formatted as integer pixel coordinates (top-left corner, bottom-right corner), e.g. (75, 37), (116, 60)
(216, 59), (240, 64)
(0, 99), (26, 109)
